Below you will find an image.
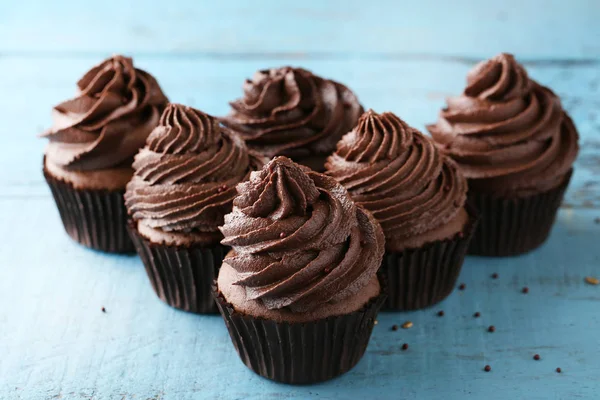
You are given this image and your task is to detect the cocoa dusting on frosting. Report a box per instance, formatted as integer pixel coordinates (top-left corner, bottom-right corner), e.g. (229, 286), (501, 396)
(219, 156), (384, 312)
(43, 55), (168, 171)
(221, 67), (363, 164)
(325, 110), (467, 250)
(125, 104), (264, 234)
(427, 53), (579, 196)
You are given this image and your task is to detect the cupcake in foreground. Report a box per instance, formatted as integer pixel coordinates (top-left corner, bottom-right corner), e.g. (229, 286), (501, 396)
(221, 66), (363, 172)
(42, 55), (168, 253)
(325, 110), (476, 311)
(125, 104), (265, 313)
(215, 156), (385, 384)
(427, 53), (579, 256)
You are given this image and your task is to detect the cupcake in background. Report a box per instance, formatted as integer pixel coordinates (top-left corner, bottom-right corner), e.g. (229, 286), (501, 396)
(215, 156), (385, 384)
(326, 110), (476, 311)
(221, 66), (363, 172)
(427, 53), (579, 256)
(42, 55), (168, 253)
(125, 104), (265, 314)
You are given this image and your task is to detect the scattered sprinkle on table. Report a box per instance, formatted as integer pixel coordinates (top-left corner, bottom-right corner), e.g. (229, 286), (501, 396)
(437, 310), (444, 317)
(458, 283), (466, 291)
(101, 307), (106, 313)
(374, 320), (378, 325)
(556, 367), (562, 373)
(484, 365), (491, 372)
(391, 324), (399, 331)
(491, 273), (498, 279)
(585, 276), (599, 285)
(533, 354), (540, 361)
(522, 287), (529, 294)
(402, 321), (413, 329)
(474, 312), (481, 318)
(401, 343), (409, 351)
(488, 325), (495, 333)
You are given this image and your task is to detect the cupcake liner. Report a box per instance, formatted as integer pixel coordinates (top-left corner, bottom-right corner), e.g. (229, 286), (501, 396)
(128, 222), (227, 314)
(213, 280), (386, 384)
(382, 206), (478, 311)
(43, 165), (134, 253)
(467, 170), (573, 257)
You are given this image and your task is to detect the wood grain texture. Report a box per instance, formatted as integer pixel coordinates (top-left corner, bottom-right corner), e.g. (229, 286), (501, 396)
(1, 1), (600, 399)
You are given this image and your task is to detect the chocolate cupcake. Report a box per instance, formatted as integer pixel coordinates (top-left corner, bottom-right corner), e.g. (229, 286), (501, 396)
(427, 53), (579, 256)
(125, 104), (265, 314)
(215, 156), (385, 384)
(221, 67), (363, 172)
(325, 110), (476, 311)
(42, 55), (168, 253)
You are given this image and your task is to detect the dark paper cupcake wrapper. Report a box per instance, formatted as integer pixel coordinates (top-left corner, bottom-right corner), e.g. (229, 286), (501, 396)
(43, 165), (134, 254)
(214, 280), (386, 384)
(382, 206), (478, 311)
(128, 222), (227, 314)
(467, 170), (573, 257)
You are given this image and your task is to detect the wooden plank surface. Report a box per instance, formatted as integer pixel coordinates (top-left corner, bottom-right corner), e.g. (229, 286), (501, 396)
(1, 1), (599, 399)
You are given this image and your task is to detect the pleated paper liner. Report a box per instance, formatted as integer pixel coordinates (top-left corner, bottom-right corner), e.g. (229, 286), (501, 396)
(128, 222), (227, 314)
(43, 165), (134, 254)
(467, 169), (573, 257)
(213, 278), (387, 384)
(381, 205), (479, 311)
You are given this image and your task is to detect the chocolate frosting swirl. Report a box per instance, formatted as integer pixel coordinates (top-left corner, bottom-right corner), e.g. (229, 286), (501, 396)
(221, 67), (363, 162)
(125, 104), (264, 235)
(220, 156), (384, 312)
(427, 53), (579, 196)
(325, 110), (467, 250)
(43, 55), (168, 171)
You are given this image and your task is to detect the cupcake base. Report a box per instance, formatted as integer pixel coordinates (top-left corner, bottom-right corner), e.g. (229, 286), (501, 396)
(467, 170), (573, 257)
(128, 222), (227, 314)
(382, 206), (478, 311)
(43, 165), (134, 253)
(213, 281), (386, 384)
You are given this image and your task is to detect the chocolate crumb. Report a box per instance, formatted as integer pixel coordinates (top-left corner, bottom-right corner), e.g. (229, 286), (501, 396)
(458, 283), (466, 291)
(391, 324), (399, 331)
(484, 365), (491, 372)
(585, 276), (599, 285)
(522, 287), (529, 294)
(437, 310), (445, 317)
(474, 312), (481, 318)
(491, 273), (499, 279)
(401, 321), (413, 329)
(556, 367), (562, 373)
(101, 307), (106, 313)
(401, 343), (409, 351)
(487, 325), (495, 333)
(533, 354), (540, 361)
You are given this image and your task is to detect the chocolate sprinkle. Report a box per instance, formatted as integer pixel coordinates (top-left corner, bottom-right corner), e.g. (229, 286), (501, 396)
(533, 354), (540, 361)
(391, 325), (399, 331)
(522, 287), (529, 294)
(437, 310), (445, 317)
(484, 365), (491, 372)
(491, 273), (499, 279)
(556, 367), (562, 373)
(458, 283), (466, 290)
(487, 325), (495, 333)
(474, 312), (481, 318)
(401, 343), (409, 351)
(101, 307), (106, 313)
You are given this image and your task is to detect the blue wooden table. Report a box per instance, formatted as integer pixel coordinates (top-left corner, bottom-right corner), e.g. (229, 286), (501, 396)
(1, 1), (599, 399)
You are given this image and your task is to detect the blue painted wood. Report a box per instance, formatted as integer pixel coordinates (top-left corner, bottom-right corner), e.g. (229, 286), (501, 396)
(1, 1), (599, 399)
(0, 0), (599, 60)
